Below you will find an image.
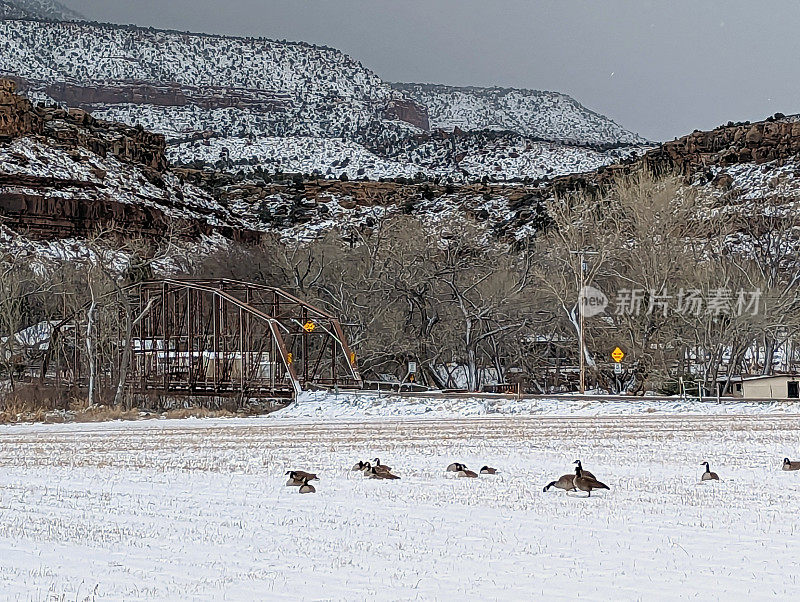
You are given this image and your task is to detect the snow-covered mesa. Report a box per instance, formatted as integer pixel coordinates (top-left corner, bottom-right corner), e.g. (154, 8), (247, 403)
(394, 82), (648, 145)
(0, 19), (650, 181)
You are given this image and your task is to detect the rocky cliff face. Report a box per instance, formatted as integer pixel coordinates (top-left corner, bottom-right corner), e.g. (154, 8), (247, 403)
(0, 78), (257, 242)
(186, 112), (800, 245)
(385, 98), (430, 131)
(36, 80), (291, 112)
(39, 105), (168, 172)
(645, 116), (800, 174)
(0, 77), (41, 139)
(6, 66), (800, 249)
(2, 78), (167, 171)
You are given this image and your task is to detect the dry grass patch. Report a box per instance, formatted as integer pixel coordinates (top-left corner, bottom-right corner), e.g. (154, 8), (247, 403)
(1, 384), (288, 424)
(73, 405), (140, 423)
(163, 407), (235, 420)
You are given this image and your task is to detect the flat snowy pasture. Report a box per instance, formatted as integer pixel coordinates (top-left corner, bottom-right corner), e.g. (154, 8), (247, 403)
(2, 411), (800, 600)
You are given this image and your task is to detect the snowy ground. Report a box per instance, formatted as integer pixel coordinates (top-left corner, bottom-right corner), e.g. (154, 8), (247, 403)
(2, 406), (800, 599)
(281, 390), (800, 418)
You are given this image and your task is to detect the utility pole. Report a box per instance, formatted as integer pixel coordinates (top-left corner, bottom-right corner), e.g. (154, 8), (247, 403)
(570, 250), (598, 394)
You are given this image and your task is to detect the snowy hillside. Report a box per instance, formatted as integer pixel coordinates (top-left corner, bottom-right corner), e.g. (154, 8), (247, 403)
(393, 83), (649, 146)
(0, 19), (409, 140)
(0, 0), (80, 20)
(169, 133), (642, 181)
(0, 137), (246, 229)
(0, 19), (648, 181)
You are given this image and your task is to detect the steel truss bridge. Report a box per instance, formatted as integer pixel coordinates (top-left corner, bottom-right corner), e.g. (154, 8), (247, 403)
(39, 278), (362, 404)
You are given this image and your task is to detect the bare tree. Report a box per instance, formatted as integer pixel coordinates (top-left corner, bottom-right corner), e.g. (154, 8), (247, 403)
(726, 210), (800, 375)
(434, 223), (533, 391)
(531, 185), (622, 373)
(81, 226), (180, 407)
(0, 252), (53, 390)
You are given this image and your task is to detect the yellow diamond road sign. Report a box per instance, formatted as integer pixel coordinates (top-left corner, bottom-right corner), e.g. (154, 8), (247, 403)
(611, 347), (625, 363)
(303, 321), (316, 332)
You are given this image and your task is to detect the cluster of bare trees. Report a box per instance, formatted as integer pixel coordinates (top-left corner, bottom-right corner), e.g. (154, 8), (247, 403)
(3, 171), (800, 402)
(531, 172), (800, 393)
(0, 250), (53, 391)
(198, 171), (800, 394)
(196, 218), (537, 390)
(0, 227), (184, 408)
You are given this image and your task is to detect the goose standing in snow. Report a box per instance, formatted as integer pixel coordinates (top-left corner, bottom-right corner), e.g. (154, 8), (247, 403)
(544, 461), (595, 493)
(783, 458), (800, 471)
(573, 460), (597, 480)
(573, 465), (609, 496)
(700, 462), (719, 481)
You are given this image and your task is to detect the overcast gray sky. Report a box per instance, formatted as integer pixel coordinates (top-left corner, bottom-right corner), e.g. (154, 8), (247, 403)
(59, 0), (800, 141)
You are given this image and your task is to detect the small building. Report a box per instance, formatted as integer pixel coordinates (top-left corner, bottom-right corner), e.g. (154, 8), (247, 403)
(740, 374), (800, 400)
(715, 375), (743, 397)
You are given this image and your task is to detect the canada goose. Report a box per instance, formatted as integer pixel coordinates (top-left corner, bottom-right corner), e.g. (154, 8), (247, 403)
(375, 467), (401, 479)
(285, 471), (304, 486)
(371, 463), (394, 477)
(573, 460), (596, 480)
(299, 477), (316, 494)
(287, 470), (319, 481)
(458, 469), (479, 478)
(573, 466), (609, 497)
(447, 462), (467, 472)
(362, 464), (400, 479)
(373, 458), (393, 472)
(285, 470), (319, 486)
(361, 462), (397, 479)
(543, 474), (576, 492)
(700, 462), (719, 481)
(352, 461), (367, 471)
(480, 466), (497, 475)
(783, 458), (800, 471)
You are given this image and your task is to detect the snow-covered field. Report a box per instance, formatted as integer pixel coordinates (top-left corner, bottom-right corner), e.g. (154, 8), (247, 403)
(2, 406), (800, 599)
